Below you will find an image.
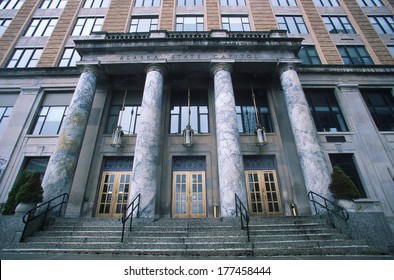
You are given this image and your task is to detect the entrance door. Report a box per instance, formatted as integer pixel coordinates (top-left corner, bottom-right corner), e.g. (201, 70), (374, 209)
(245, 170), (283, 216)
(96, 171), (131, 218)
(172, 171), (206, 218)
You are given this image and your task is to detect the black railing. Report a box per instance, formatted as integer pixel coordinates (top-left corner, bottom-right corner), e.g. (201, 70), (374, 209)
(20, 193), (69, 242)
(308, 191), (349, 228)
(121, 194), (141, 243)
(235, 193), (250, 242)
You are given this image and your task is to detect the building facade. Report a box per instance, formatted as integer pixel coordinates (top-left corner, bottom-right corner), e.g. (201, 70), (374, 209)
(0, 0), (393, 221)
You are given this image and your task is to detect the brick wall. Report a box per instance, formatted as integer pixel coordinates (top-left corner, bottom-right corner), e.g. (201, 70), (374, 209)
(160, 0), (175, 31)
(102, 0), (133, 32)
(206, 0), (220, 30)
(249, 0), (277, 31)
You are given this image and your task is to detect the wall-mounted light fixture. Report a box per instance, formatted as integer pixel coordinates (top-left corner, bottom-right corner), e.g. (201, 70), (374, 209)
(251, 83), (267, 146)
(111, 90), (127, 148)
(183, 87), (194, 147)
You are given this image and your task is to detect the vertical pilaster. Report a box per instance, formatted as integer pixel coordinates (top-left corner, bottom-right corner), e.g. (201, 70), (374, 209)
(42, 65), (99, 202)
(129, 64), (165, 218)
(278, 63), (332, 201)
(212, 63), (247, 217)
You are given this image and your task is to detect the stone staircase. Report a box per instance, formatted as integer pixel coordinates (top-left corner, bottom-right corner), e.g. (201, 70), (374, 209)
(1, 216), (391, 257)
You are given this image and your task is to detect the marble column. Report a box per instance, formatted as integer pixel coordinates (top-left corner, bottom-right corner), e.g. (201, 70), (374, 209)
(278, 63), (332, 200)
(42, 65), (99, 203)
(129, 64), (165, 218)
(212, 63), (248, 217)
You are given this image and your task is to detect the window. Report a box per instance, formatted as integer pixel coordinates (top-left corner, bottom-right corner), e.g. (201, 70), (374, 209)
(298, 46), (321, 65)
(71, 17), (104, 36)
(368, 16), (394, 34)
(83, 0), (110, 8)
(59, 48), (81, 67)
(357, 0), (383, 7)
(135, 0), (161, 6)
(313, 0), (340, 6)
(24, 18), (58, 37)
(222, 16), (251, 31)
(388, 46), (394, 57)
(169, 90), (209, 134)
(323, 16), (356, 34)
(338, 46), (374, 65)
(329, 154), (366, 198)
(220, 0), (246, 6)
(129, 17), (158, 32)
(0, 107), (13, 138)
(271, 0), (297, 6)
(0, 0), (24, 9)
(361, 89), (394, 131)
(176, 16), (204, 31)
(105, 92), (142, 135)
(7, 48), (43, 68)
(23, 157), (50, 181)
(235, 90), (273, 133)
(177, 0), (203, 5)
(304, 89), (348, 132)
(276, 16), (308, 34)
(40, 0), (67, 9)
(0, 19), (12, 37)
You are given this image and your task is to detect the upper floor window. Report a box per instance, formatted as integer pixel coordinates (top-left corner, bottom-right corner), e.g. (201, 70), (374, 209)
(135, 0), (160, 7)
(337, 46), (374, 65)
(170, 90), (209, 134)
(368, 16), (394, 34)
(277, 15), (308, 34)
(0, 106), (13, 138)
(357, 0), (383, 7)
(31, 93), (72, 135)
(0, 0), (24, 10)
(176, 16), (204, 31)
(298, 46), (322, 65)
(304, 89), (348, 132)
(220, 0), (246, 6)
(7, 48), (43, 68)
(24, 18), (58, 37)
(222, 16), (251, 31)
(388, 46), (394, 57)
(235, 90), (273, 133)
(323, 16), (356, 34)
(72, 17), (104, 36)
(313, 0), (340, 6)
(0, 19), (12, 37)
(271, 0), (297, 6)
(361, 89), (394, 131)
(83, 0), (110, 8)
(40, 0), (67, 9)
(129, 17), (158, 32)
(177, 0), (203, 5)
(59, 47), (81, 67)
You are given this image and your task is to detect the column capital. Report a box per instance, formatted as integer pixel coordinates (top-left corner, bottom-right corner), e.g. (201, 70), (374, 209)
(337, 83), (359, 91)
(145, 63), (167, 76)
(210, 62), (233, 76)
(77, 61), (101, 77)
(276, 60), (301, 76)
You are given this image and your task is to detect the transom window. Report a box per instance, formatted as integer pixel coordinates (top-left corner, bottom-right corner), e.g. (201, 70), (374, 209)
(129, 17), (158, 32)
(220, 0), (246, 6)
(304, 89), (348, 132)
(135, 0), (161, 7)
(276, 16), (308, 34)
(323, 16), (356, 34)
(71, 17), (104, 36)
(222, 16), (251, 31)
(59, 48), (81, 67)
(235, 90), (273, 133)
(169, 90), (209, 134)
(176, 16), (204, 31)
(0, 0), (24, 9)
(368, 16), (394, 34)
(357, 0), (383, 7)
(177, 0), (203, 5)
(361, 89), (394, 131)
(24, 18), (58, 37)
(298, 45), (321, 65)
(40, 0), (67, 9)
(338, 46), (374, 65)
(313, 0), (340, 6)
(83, 0), (110, 8)
(7, 48), (43, 68)
(0, 19), (12, 37)
(0, 106), (13, 138)
(271, 0), (297, 6)
(32, 106), (68, 135)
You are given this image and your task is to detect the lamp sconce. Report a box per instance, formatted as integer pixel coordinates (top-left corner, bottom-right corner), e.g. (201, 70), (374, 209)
(111, 125), (124, 148)
(183, 124), (194, 147)
(255, 125), (267, 146)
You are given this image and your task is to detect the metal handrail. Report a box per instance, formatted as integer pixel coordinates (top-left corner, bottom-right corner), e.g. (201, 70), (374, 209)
(307, 191), (349, 228)
(235, 193), (250, 242)
(121, 193), (141, 243)
(21, 193), (69, 242)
